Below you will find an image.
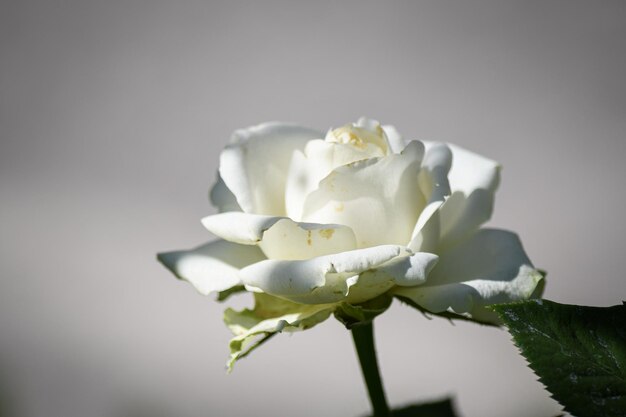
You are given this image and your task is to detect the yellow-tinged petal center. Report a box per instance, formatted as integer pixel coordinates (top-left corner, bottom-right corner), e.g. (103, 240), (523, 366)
(326, 123), (389, 155)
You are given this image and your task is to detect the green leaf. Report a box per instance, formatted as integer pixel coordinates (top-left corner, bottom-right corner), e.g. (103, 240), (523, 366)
(223, 293), (334, 371)
(492, 299), (626, 417)
(334, 294), (393, 329)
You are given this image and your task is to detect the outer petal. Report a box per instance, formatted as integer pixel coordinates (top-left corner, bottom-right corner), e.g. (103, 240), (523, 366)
(394, 229), (543, 322)
(239, 245), (407, 304)
(301, 140), (426, 248)
(157, 240), (265, 295)
(408, 143), (452, 252)
(201, 212), (357, 260)
(224, 293), (333, 371)
(219, 122), (323, 215)
(209, 172), (241, 213)
(438, 144), (501, 247)
(345, 252), (439, 304)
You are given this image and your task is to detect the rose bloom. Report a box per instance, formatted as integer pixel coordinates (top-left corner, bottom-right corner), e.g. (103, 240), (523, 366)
(159, 118), (543, 368)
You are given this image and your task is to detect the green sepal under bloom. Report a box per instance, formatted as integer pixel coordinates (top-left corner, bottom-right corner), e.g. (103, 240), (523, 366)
(334, 294), (393, 329)
(216, 285), (246, 302)
(223, 292), (334, 371)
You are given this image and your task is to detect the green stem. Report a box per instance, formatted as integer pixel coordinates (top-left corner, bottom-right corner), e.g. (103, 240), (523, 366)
(351, 322), (390, 417)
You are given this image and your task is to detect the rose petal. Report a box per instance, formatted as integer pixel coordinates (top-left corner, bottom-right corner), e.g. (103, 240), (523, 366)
(157, 240), (265, 295)
(381, 124), (406, 154)
(239, 245), (407, 304)
(209, 172), (241, 213)
(219, 122), (323, 215)
(301, 140), (426, 248)
(345, 252), (439, 304)
(438, 144), (501, 247)
(394, 229), (543, 321)
(378, 252), (439, 287)
(326, 117), (391, 154)
(284, 118), (396, 220)
(408, 143), (453, 252)
(284, 140), (384, 221)
(284, 148), (329, 221)
(201, 212), (357, 260)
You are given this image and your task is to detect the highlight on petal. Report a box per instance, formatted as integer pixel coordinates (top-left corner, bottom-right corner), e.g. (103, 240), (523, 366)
(394, 229), (544, 323)
(224, 292), (333, 371)
(239, 245), (407, 304)
(201, 212), (357, 260)
(219, 122), (323, 216)
(201, 212), (284, 244)
(284, 138), (381, 221)
(301, 140), (426, 248)
(438, 144), (501, 248)
(377, 252), (439, 287)
(258, 217), (357, 261)
(408, 142), (453, 252)
(157, 240), (266, 296)
(285, 118), (394, 221)
(381, 124), (406, 154)
(345, 252), (439, 304)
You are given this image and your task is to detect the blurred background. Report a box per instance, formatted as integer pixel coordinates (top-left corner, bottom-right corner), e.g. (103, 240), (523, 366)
(1, 1), (625, 416)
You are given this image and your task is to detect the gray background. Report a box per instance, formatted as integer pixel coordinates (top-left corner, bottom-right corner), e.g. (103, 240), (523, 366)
(1, 1), (625, 416)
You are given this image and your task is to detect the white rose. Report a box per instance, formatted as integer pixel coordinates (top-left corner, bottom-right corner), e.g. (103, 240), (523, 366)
(159, 117), (543, 368)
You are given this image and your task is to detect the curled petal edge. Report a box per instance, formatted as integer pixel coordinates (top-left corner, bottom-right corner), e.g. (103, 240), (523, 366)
(201, 211), (357, 260)
(157, 240), (265, 296)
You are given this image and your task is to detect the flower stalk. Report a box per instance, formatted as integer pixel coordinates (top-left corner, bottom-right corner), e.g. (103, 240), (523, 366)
(351, 322), (390, 417)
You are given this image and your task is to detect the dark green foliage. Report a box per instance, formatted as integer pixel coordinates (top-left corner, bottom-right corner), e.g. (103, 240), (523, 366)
(388, 398), (458, 417)
(492, 299), (626, 417)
